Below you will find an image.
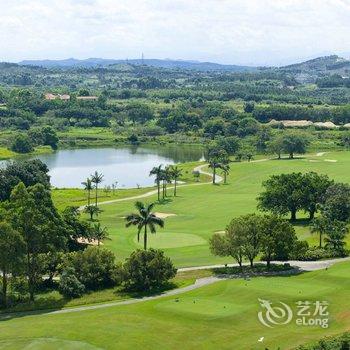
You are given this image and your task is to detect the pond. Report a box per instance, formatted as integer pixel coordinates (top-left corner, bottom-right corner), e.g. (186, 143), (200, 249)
(18, 145), (204, 188)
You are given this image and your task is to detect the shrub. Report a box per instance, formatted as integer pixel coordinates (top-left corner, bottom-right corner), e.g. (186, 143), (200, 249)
(59, 267), (85, 298)
(297, 332), (350, 349)
(10, 134), (33, 153)
(63, 247), (121, 290)
(122, 249), (177, 292)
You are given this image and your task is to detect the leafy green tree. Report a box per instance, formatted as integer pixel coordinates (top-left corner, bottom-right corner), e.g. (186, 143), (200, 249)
(10, 134), (33, 153)
(324, 220), (348, 254)
(63, 247), (120, 290)
(0, 159), (50, 201)
(260, 215), (297, 267)
(125, 202), (164, 250)
(0, 222), (25, 306)
(58, 267), (85, 298)
(122, 249), (176, 291)
(216, 136), (241, 156)
(126, 102), (154, 124)
(239, 214), (263, 267)
(321, 183), (350, 222)
(282, 132), (310, 159)
(7, 182), (67, 301)
(210, 223), (245, 267)
(91, 171), (104, 206)
(267, 135), (284, 159)
(258, 173), (305, 220)
(301, 172), (332, 219)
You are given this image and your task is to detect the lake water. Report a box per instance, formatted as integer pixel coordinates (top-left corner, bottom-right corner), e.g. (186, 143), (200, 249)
(20, 145), (204, 188)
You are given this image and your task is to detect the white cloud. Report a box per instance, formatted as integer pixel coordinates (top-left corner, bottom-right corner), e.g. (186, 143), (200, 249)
(0, 0), (349, 65)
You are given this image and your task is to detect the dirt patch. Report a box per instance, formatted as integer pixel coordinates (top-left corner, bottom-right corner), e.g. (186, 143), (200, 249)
(154, 212), (177, 219)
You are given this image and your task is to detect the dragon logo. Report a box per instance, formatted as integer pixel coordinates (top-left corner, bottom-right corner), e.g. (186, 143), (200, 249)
(258, 298), (293, 328)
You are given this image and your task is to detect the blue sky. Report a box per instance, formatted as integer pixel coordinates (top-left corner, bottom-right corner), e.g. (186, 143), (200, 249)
(1, 0), (350, 66)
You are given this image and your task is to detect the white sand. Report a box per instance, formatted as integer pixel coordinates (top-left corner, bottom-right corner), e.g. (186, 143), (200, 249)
(324, 159), (338, 163)
(316, 152), (326, 157)
(154, 212), (177, 219)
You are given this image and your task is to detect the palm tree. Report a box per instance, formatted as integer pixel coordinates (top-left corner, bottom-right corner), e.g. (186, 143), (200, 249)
(125, 201), (164, 250)
(170, 165), (182, 196)
(81, 178), (93, 206)
(221, 164), (230, 184)
(207, 148), (228, 184)
(310, 216), (328, 248)
(91, 171), (104, 206)
(150, 165), (163, 201)
(90, 222), (110, 246)
(84, 205), (102, 221)
(163, 166), (172, 198)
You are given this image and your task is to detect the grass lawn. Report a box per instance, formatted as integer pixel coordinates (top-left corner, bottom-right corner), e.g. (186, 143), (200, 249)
(0, 261), (348, 349)
(89, 151), (350, 267)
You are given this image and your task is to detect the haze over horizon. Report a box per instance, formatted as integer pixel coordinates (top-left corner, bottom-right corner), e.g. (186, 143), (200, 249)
(1, 0), (350, 66)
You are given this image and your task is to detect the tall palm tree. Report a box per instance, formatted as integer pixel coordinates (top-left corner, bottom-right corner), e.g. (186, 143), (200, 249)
(125, 201), (164, 250)
(221, 164), (230, 184)
(91, 171), (104, 206)
(163, 166), (172, 198)
(81, 178), (93, 206)
(90, 222), (110, 246)
(150, 165), (163, 201)
(310, 216), (328, 248)
(170, 165), (182, 196)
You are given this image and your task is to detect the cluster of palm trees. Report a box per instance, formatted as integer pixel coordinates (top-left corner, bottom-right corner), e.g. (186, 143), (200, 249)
(149, 165), (182, 201)
(207, 148), (230, 184)
(82, 171), (104, 220)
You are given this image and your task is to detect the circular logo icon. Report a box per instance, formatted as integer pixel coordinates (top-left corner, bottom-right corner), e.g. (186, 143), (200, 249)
(258, 298), (293, 328)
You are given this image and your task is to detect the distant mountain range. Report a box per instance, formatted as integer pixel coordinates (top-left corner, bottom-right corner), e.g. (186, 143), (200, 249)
(19, 58), (257, 72)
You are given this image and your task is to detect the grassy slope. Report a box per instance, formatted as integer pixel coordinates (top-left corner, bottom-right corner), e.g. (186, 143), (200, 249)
(91, 151), (350, 267)
(0, 261), (348, 350)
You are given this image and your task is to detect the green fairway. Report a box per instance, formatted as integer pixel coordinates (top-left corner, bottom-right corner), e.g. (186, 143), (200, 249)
(0, 261), (349, 350)
(93, 151), (350, 267)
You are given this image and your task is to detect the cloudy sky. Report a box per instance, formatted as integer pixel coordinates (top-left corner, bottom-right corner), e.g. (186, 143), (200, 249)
(1, 0), (350, 66)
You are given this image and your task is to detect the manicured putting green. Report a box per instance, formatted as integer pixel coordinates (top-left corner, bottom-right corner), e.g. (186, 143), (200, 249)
(133, 231), (207, 249)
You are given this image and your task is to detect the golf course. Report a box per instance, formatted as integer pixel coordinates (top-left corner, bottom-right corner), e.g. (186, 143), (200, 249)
(96, 151), (350, 267)
(0, 151), (349, 350)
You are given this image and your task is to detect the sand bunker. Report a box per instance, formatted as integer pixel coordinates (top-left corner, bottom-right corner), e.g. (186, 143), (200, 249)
(215, 230), (226, 234)
(316, 152), (326, 157)
(154, 212), (177, 219)
(76, 237), (103, 246)
(324, 159), (338, 163)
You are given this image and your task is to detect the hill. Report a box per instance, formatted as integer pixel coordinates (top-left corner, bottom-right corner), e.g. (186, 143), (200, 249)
(281, 55), (350, 76)
(19, 57), (257, 72)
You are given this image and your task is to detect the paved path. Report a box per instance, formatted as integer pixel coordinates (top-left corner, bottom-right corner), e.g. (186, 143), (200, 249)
(178, 257), (350, 272)
(79, 164), (222, 209)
